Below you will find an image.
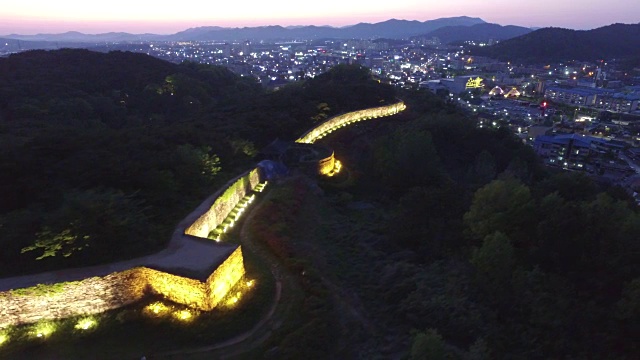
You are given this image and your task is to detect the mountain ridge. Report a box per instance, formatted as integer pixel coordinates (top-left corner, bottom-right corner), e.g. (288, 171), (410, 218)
(4, 17), (486, 42)
(416, 23), (533, 44)
(471, 22), (640, 62)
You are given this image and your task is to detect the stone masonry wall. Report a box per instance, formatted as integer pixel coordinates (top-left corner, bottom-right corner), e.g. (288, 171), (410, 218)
(0, 168), (260, 327)
(141, 267), (208, 309)
(205, 247), (246, 309)
(185, 168), (262, 238)
(0, 269), (147, 328)
(296, 101), (406, 144)
(0, 101), (402, 328)
(317, 151), (336, 175)
(0, 257), (247, 327)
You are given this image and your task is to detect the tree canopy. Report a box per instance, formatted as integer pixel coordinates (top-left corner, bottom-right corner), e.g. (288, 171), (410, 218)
(0, 49), (397, 276)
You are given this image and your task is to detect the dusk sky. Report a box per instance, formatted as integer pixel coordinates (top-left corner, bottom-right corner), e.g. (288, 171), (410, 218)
(1, 0), (638, 35)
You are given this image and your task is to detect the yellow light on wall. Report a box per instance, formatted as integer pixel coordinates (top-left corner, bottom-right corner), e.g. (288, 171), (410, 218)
(206, 247), (245, 309)
(226, 293), (241, 307)
(221, 277), (258, 309)
(0, 103), (408, 327)
(296, 101), (406, 144)
(74, 317), (97, 331)
(32, 321), (56, 339)
(254, 182), (268, 192)
(0, 331), (8, 346)
(326, 159), (343, 177)
(172, 309), (194, 322)
(144, 301), (169, 317)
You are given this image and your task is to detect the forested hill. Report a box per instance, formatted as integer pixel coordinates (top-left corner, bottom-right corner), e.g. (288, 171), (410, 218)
(0, 49), (396, 276)
(0, 49), (246, 128)
(471, 23), (640, 62)
(0, 49), (394, 133)
(419, 23), (532, 44)
(249, 88), (640, 358)
(0, 48), (177, 94)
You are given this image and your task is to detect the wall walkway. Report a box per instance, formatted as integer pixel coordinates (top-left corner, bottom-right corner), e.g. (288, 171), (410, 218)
(0, 100), (406, 327)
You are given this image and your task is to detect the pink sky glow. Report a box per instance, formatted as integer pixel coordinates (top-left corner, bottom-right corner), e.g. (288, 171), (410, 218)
(1, 1), (638, 35)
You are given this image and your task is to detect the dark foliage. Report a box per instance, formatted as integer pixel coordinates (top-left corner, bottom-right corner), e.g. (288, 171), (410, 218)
(0, 49), (395, 276)
(472, 23), (640, 63)
(314, 88), (640, 358)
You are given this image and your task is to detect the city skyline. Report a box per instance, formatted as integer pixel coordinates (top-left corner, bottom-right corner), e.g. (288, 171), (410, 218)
(1, 0), (639, 35)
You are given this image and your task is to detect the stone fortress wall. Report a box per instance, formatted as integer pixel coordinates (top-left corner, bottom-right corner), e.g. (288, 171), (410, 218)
(185, 168), (261, 238)
(296, 101), (406, 144)
(0, 100), (406, 328)
(317, 151), (336, 175)
(0, 169), (259, 327)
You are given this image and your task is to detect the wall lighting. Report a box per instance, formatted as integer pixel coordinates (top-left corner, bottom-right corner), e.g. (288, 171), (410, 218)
(32, 321), (56, 339)
(173, 309), (194, 322)
(145, 301), (170, 316)
(0, 331), (8, 346)
(74, 317), (97, 331)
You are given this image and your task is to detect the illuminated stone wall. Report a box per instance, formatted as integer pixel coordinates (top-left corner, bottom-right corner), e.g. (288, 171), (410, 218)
(0, 166), (258, 326)
(0, 101), (404, 328)
(296, 101), (406, 144)
(0, 253), (246, 327)
(185, 168), (262, 238)
(141, 267), (208, 309)
(0, 168), (258, 327)
(0, 269), (146, 328)
(317, 151), (336, 175)
(205, 247), (246, 309)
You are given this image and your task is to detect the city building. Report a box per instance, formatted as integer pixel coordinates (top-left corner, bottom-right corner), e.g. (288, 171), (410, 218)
(545, 85), (639, 113)
(439, 75), (485, 94)
(533, 133), (627, 169)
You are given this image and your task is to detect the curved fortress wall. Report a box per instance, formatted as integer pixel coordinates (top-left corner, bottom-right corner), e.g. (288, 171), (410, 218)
(296, 101), (406, 144)
(205, 247), (246, 309)
(185, 168), (261, 238)
(0, 168), (261, 327)
(317, 151), (336, 175)
(0, 269), (148, 328)
(0, 100), (406, 327)
(0, 249), (245, 328)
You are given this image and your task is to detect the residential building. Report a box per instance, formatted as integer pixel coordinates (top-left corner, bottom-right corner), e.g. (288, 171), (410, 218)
(533, 133), (626, 169)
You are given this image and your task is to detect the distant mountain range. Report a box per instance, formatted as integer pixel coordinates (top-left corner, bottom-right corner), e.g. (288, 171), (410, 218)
(0, 37), (93, 53)
(3, 17), (487, 43)
(2, 31), (165, 43)
(417, 23), (533, 44)
(170, 17), (489, 41)
(10, 18), (639, 64)
(472, 23), (640, 62)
